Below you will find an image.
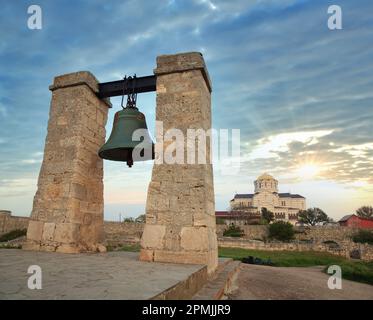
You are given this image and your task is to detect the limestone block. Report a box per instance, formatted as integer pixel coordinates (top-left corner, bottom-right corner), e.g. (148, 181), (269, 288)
(141, 224), (166, 249)
(54, 222), (80, 244)
(154, 250), (208, 265)
(97, 244), (107, 253)
(27, 220), (44, 241)
(180, 226), (209, 251)
(56, 244), (81, 254)
(139, 249), (155, 262)
(42, 222), (56, 242)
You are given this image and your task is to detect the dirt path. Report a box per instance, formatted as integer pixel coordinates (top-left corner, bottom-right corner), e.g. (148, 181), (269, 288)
(228, 264), (373, 300)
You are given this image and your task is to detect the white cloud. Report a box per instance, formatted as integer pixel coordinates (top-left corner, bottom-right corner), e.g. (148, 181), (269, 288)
(246, 130), (334, 160)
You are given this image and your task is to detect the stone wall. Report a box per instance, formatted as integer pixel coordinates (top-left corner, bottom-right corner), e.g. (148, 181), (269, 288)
(218, 237), (373, 262)
(294, 226), (355, 243)
(104, 222), (144, 246)
(216, 224), (268, 239)
(0, 211), (29, 235)
(216, 224), (356, 244)
(23, 71), (110, 253)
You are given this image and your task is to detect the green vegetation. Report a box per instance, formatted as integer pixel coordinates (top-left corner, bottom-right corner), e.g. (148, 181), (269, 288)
(0, 243), (22, 249)
(218, 247), (373, 285)
(0, 229), (27, 242)
(261, 208), (274, 224)
(352, 229), (373, 245)
(223, 225), (244, 237)
(356, 205), (373, 219)
(216, 218), (226, 225)
(298, 207), (329, 226)
(268, 221), (294, 241)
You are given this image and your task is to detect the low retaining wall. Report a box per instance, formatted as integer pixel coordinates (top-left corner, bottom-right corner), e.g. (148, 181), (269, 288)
(218, 237), (373, 261)
(216, 224), (356, 243)
(104, 221), (144, 246)
(0, 211), (29, 235)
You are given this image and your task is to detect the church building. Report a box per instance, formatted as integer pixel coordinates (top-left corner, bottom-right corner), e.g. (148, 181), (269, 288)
(229, 173), (306, 224)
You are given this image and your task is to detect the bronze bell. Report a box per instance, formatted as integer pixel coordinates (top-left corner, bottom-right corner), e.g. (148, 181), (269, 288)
(98, 106), (154, 167)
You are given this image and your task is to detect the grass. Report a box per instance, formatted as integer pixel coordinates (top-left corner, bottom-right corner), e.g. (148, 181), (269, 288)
(218, 247), (373, 286)
(0, 243), (22, 249)
(218, 247), (346, 267)
(0, 229), (27, 242)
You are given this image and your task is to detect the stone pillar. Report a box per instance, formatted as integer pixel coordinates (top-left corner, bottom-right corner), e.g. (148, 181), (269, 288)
(140, 52), (218, 274)
(23, 71), (110, 253)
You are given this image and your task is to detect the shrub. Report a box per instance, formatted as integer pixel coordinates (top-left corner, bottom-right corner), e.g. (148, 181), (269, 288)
(223, 225), (244, 237)
(268, 221), (295, 241)
(216, 218), (226, 225)
(0, 229), (27, 242)
(352, 230), (373, 245)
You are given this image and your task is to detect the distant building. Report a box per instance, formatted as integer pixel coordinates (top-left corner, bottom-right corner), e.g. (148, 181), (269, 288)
(338, 214), (373, 229)
(220, 173), (306, 225)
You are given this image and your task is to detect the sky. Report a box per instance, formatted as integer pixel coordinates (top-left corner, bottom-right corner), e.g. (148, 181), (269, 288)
(0, 0), (372, 221)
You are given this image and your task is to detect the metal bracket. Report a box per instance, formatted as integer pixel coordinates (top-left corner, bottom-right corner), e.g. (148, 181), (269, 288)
(98, 75), (156, 99)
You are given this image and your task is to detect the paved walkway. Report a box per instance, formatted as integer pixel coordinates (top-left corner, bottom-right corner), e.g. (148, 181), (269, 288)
(229, 264), (373, 300)
(0, 249), (204, 300)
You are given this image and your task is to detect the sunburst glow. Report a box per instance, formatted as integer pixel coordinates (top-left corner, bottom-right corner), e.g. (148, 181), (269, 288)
(296, 164), (320, 179)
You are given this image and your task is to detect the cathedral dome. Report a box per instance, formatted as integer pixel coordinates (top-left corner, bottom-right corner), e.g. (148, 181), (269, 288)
(257, 173), (275, 180)
(254, 173), (278, 193)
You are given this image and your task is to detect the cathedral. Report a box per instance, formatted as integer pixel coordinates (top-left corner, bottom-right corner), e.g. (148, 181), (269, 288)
(229, 173), (306, 225)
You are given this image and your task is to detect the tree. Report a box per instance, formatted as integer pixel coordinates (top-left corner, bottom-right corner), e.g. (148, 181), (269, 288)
(123, 217), (134, 223)
(261, 208), (274, 224)
(135, 214), (146, 223)
(223, 225), (244, 237)
(268, 221), (295, 241)
(356, 206), (373, 219)
(298, 207), (329, 226)
(352, 230), (373, 245)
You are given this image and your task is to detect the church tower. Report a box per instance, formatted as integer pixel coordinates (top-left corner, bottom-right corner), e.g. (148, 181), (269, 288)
(254, 173), (278, 193)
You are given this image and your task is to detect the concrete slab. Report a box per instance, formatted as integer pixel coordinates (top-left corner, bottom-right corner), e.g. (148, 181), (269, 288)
(0, 249), (206, 300)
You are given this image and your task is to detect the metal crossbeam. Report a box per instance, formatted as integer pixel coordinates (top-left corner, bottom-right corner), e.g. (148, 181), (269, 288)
(98, 75), (156, 99)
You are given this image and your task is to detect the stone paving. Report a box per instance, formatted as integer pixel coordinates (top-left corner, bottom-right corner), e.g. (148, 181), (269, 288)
(229, 264), (373, 300)
(0, 249), (204, 299)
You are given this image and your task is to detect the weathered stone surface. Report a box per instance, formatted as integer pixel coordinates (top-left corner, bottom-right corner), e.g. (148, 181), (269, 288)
(24, 71), (109, 253)
(26, 220), (44, 241)
(140, 52), (218, 274)
(180, 227), (209, 251)
(42, 222), (56, 242)
(141, 224), (166, 249)
(139, 249), (155, 262)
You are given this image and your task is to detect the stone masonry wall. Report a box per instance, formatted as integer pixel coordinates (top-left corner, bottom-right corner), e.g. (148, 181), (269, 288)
(104, 222), (144, 246)
(140, 52), (218, 274)
(218, 238), (373, 262)
(216, 224), (356, 243)
(23, 71), (110, 253)
(0, 211), (29, 235)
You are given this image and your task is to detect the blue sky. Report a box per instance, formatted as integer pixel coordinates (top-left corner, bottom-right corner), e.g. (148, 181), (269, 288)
(0, 0), (372, 221)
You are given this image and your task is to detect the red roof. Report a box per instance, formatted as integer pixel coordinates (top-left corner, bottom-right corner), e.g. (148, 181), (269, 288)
(338, 214), (373, 229)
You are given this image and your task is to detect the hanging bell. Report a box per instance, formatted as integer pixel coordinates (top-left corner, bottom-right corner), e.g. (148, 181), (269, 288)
(98, 106), (154, 167)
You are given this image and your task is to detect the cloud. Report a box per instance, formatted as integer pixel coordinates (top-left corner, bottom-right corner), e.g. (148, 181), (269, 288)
(0, 0), (372, 218)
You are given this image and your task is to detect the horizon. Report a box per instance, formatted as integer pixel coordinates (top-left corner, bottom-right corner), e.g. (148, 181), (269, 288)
(1, 0), (372, 222)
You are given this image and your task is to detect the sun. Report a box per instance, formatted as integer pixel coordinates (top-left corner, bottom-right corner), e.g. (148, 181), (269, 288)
(296, 164), (320, 179)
